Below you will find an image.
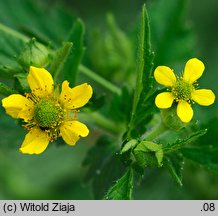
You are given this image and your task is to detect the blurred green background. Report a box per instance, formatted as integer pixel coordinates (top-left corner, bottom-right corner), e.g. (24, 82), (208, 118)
(0, 0), (218, 199)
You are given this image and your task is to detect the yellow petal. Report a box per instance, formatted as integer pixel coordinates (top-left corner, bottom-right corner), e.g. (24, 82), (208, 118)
(18, 107), (34, 122)
(154, 66), (176, 87)
(60, 121), (89, 145)
(192, 89), (215, 106)
(59, 81), (93, 109)
(177, 101), (193, 123)
(183, 58), (205, 84)
(155, 92), (174, 108)
(2, 94), (34, 121)
(19, 127), (50, 154)
(27, 66), (54, 97)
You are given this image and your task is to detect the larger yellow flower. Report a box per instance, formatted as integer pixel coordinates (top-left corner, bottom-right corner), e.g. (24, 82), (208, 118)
(2, 66), (93, 154)
(154, 58), (215, 123)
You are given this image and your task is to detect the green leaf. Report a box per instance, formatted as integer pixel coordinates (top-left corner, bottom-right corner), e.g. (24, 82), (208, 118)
(0, 0), (76, 46)
(63, 19), (85, 86)
(92, 154), (125, 200)
(169, 119), (218, 175)
(127, 4), (154, 139)
(163, 129), (207, 153)
(120, 139), (138, 154)
(109, 86), (132, 123)
(105, 168), (134, 200)
(131, 5), (149, 119)
(82, 136), (117, 183)
(14, 73), (30, 93)
(82, 136), (125, 199)
(49, 42), (73, 80)
(149, 0), (195, 65)
(87, 14), (134, 83)
(133, 141), (163, 167)
(0, 25), (26, 78)
(106, 13), (134, 69)
(131, 88), (161, 136)
(164, 153), (184, 186)
(192, 118), (218, 148)
(181, 147), (218, 173)
(0, 82), (17, 96)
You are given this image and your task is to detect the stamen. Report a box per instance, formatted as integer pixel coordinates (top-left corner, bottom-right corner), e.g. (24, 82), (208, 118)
(172, 78), (194, 102)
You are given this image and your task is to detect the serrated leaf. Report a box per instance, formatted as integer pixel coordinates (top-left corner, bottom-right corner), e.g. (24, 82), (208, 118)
(132, 4), (150, 115)
(181, 147), (218, 173)
(163, 129), (207, 153)
(164, 153), (184, 186)
(131, 89), (161, 137)
(93, 154), (125, 200)
(127, 4), (154, 139)
(166, 120), (218, 175)
(193, 118), (218, 148)
(82, 136), (125, 200)
(82, 136), (117, 183)
(104, 168), (133, 200)
(63, 19), (85, 86)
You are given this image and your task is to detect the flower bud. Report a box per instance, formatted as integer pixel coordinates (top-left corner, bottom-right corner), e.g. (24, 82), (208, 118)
(18, 38), (49, 68)
(88, 14), (134, 81)
(161, 105), (187, 131)
(133, 141), (163, 168)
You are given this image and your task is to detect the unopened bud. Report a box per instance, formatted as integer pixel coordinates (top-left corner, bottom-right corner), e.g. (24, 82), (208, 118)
(161, 105), (187, 131)
(18, 38), (49, 68)
(133, 141), (163, 168)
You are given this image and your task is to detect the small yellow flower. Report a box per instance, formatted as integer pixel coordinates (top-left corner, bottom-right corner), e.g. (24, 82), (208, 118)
(154, 58), (215, 123)
(2, 66), (93, 154)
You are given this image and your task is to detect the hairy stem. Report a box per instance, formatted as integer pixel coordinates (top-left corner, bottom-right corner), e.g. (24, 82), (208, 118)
(145, 122), (168, 141)
(79, 65), (121, 95)
(80, 112), (124, 135)
(0, 23), (29, 42)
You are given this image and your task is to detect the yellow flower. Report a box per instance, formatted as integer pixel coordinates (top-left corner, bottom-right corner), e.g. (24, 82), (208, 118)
(2, 66), (93, 154)
(154, 58), (215, 123)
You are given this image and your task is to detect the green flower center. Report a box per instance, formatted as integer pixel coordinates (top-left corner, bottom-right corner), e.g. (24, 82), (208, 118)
(34, 99), (63, 129)
(172, 79), (193, 101)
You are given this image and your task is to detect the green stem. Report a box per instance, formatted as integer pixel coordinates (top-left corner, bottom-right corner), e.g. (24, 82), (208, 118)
(80, 112), (123, 135)
(145, 122), (168, 141)
(0, 23), (29, 42)
(79, 65), (121, 95)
